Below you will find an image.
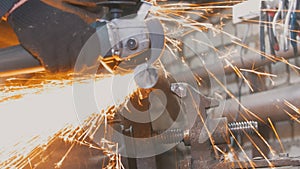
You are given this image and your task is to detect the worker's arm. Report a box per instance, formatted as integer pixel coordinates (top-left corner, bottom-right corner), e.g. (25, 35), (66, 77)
(41, 0), (104, 23)
(4, 0), (97, 72)
(0, 0), (15, 18)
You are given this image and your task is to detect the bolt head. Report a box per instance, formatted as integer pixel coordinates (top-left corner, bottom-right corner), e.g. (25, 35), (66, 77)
(127, 38), (138, 50)
(170, 83), (187, 98)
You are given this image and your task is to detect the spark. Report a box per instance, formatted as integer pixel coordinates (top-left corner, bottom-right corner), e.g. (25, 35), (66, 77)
(166, 36), (182, 52)
(238, 113), (276, 157)
(280, 58), (300, 72)
(165, 43), (179, 60)
(192, 38), (222, 54)
(205, 67), (264, 123)
(231, 40), (277, 62)
(152, 1), (293, 167)
(192, 39), (255, 92)
(232, 40), (300, 72)
(170, 19), (261, 94)
(227, 146), (244, 168)
(284, 100), (300, 115)
(151, 4), (241, 41)
(228, 129), (255, 168)
(203, 65), (280, 161)
(284, 110), (300, 123)
(267, 118), (285, 153)
(55, 143), (76, 168)
(0, 72), (137, 168)
(1, 0), (299, 168)
(188, 88), (219, 158)
(224, 59), (254, 91)
(158, 5), (233, 10)
(214, 145), (226, 156)
(243, 132), (275, 168)
(239, 69), (278, 78)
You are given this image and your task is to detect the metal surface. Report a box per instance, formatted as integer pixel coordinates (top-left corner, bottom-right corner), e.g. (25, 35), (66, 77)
(153, 128), (191, 146)
(208, 117), (229, 145)
(1, 43), (297, 80)
(106, 7), (150, 59)
(185, 95), (223, 169)
(97, 1), (164, 72)
(176, 45), (300, 80)
(212, 158), (300, 169)
(0, 45), (44, 77)
(223, 83), (300, 122)
(228, 121), (258, 135)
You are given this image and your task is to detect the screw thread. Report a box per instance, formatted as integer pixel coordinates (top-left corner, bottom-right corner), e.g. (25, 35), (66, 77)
(228, 121), (258, 135)
(154, 129), (184, 144)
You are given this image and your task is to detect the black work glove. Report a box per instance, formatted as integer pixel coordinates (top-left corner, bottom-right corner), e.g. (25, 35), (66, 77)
(8, 0), (97, 72)
(42, 0), (105, 23)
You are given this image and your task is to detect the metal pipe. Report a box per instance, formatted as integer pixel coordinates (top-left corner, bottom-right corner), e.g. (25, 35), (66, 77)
(0, 45), (44, 77)
(177, 45), (300, 80)
(0, 45), (298, 124)
(2, 42), (298, 79)
(223, 83), (300, 122)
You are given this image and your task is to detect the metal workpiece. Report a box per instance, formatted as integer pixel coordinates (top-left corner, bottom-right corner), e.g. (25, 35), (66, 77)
(153, 118), (257, 147)
(212, 157), (300, 169)
(207, 117), (230, 145)
(152, 118), (229, 152)
(153, 118), (230, 146)
(223, 83), (300, 122)
(105, 66), (207, 168)
(187, 95), (223, 169)
(176, 44), (300, 80)
(112, 70), (183, 153)
(0, 45), (44, 77)
(153, 128), (190, 145)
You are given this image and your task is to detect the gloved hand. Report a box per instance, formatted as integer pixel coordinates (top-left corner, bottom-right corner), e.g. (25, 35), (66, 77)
(7, 0), (98, 72)
(41, 0), (105, 23)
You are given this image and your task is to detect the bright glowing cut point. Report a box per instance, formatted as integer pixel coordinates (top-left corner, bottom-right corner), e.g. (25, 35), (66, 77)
(0, 73), (137, 165)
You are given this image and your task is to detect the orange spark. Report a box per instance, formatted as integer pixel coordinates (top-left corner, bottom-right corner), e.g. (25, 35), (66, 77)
(267, 118), (285, 153)
(0, 73), (137, 168)
(243, 132), (275, 168)
(228, 129), (255, 168)
(239, 69), (277, 77)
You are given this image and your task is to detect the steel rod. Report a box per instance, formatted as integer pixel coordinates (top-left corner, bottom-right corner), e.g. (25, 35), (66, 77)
(223, 83), (300, 122)
(176, 45), (300, 80)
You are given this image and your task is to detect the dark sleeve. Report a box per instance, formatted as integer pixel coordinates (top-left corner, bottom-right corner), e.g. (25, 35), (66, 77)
(7, 0), (96, 72)
(0, 0), (16, 18)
